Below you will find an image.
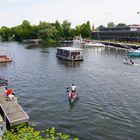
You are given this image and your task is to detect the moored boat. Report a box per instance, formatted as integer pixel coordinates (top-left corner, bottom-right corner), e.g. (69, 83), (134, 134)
(56, 47), (84, 61)
(84, 42), (105, 47)
(0, 54), (12, 63)
(128, 49), (140, 57)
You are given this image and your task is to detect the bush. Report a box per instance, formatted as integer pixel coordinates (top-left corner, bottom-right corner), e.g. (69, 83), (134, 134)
(2, 124), (79, 140)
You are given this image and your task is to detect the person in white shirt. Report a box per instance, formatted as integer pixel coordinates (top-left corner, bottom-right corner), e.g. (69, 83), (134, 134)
(8, 94), (15, 100)
(71, 84), (76, 92)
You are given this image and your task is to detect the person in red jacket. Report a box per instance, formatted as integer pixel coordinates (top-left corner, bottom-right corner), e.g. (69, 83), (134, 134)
(5, 89), (15, 100)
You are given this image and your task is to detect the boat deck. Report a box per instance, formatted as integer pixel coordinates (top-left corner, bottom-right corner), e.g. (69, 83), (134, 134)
(0, 86), (29, 126)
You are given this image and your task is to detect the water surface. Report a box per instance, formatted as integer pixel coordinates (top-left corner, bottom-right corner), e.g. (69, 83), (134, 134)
(0, 42), (140, 140)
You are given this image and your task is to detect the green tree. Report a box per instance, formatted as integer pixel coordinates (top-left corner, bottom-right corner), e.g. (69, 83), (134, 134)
(61, 20), (73, 39)
(54, 20), (63, 40)
(80, 21), (92, 38)
(29, 25), (39, 39)
(116, 23), (126, 26)
(11, 20), (33, 41)
(38, 22), (57, 43)
(11, 26), (22, 41)
(107, 22), (115, 27)
(96, 25), (105, 31)
(0, 26), (12, 41)
(75, 25), (81, 36)
(20, 20), (32, 40)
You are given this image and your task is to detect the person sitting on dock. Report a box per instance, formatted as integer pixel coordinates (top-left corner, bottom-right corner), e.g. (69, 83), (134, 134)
(5, 88), (15, 100)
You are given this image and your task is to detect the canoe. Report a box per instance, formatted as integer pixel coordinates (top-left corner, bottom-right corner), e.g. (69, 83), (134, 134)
(68, 90), (78, 104)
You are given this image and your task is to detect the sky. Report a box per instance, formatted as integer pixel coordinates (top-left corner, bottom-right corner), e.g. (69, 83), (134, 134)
(0, 0), (140, 28)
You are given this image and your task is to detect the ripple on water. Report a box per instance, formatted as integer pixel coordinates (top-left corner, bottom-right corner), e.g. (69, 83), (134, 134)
(1, 43), (140, 140)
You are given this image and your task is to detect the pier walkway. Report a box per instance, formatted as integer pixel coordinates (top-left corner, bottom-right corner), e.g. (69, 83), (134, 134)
(0, 86), (29, 126)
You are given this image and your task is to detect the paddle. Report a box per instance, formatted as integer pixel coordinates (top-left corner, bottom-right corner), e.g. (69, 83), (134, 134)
(66, 87), (70, 92)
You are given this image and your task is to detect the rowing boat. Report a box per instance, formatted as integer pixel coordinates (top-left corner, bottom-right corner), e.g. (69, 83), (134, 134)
(68, 90), (78, 104)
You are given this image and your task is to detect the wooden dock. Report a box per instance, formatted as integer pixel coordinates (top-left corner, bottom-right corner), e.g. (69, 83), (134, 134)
(0, 86), (29, 126)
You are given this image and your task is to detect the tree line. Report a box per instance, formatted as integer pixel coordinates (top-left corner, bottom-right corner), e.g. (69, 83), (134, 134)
(96, 22), (126, 31)
(0, 20), (126, 44)
(0, 20), (92, 44)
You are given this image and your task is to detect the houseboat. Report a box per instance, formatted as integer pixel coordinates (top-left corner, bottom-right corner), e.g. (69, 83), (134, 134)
(0, 54), (12, 63)
(56, 47), (84, 61)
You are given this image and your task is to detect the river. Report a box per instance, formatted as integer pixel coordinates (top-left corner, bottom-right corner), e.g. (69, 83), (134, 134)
(0, 42), (140, 140)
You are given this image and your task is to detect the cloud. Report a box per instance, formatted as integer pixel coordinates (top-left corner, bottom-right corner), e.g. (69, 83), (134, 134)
(0, 0), (140, 27)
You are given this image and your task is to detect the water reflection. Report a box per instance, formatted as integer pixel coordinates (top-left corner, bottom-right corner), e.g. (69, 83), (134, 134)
(1, 42), (140, 140)
(57, 58), (83, 67)
(25, 44), (40, 49)
(103, 46), (128, 57)
(0, 63), (9, 67)
(40, 49), (50, 54)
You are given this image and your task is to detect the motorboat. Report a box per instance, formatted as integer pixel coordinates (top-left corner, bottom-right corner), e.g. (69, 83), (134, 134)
(84, 42), (105, 47)
(128, 49), (140, 57)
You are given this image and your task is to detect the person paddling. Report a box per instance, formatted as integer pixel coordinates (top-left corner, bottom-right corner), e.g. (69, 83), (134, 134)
(70, 84), (76, 98)
(71, 84), (76, 92)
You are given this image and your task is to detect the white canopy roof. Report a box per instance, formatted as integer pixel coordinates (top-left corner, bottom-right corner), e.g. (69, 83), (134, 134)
(57, 47), (84, 51)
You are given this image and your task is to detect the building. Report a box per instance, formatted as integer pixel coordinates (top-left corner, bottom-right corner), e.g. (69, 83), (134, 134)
(92, 24), (140, 42)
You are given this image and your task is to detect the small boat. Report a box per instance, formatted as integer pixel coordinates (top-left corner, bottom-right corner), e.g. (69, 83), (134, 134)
(128, 49), (140, 57)
(123, 59), (134, 65)
(73, 34), (84, 45)
(84, 42), (105, 47)
(68, 90), (79, 104)
(0, 54), (12, 63)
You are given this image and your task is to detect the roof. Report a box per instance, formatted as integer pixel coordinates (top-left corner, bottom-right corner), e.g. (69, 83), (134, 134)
(57, 47), (84, 51)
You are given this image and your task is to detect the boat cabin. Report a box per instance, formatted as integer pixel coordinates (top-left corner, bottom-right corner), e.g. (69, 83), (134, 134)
(56, 47), (84, 61)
